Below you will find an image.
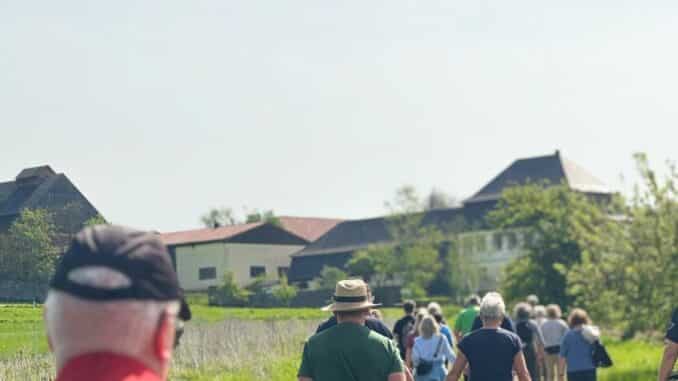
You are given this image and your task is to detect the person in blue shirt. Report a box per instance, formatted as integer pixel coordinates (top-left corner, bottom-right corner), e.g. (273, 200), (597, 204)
(558, 308), (597, 381)
(433, 312), (455, 347)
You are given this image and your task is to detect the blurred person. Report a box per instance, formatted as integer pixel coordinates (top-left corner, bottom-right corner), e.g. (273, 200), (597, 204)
(541, 305), (568, 381)
(428, 302), (446, 325)
(526, 295), (539, 308)
(412, 315), (456, 381)
(316, 282), (393, 339)
(406, 308), (430, 369)
(514, 303), (545, 381)
(433, 312), (454, 347)
(658, 308), (678, 381)
(453, 295), (480, 343)
(470, 292), (516, 333)
(44, 225), (192, 381)
(558, 308), (598, 381)
(298, 279), (405, 381)
(394, 300), (417, 360)
(447, 292), (531, 381)
(534, 305), (547, 326)
(371, 309), (385, 321)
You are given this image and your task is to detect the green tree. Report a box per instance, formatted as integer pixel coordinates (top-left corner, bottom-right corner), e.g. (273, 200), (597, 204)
(569, 154), (678, 337)
(346, 250), (381, 284)
(245, 209), (281, 226)
(201, 207), (237, 228)
(318, 266), (347, 290)
(488, 182), (611, 307)
(0, 209), (59, 282)
(272, 276), (298, 306)
(84, 214), (108, 227)
(211, 271), (249, 306)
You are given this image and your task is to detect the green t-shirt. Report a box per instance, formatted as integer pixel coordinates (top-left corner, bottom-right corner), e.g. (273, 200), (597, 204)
(298, 322), (403, 381)
(454, 306), (480, 335)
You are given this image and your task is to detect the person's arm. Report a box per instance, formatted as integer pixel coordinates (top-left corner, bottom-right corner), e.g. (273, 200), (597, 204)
(658, 340), (678, 381)
(388, 372), (406, 381)
(513, 351), (532, 381)
(557, 356), (567, 380)
(446, 351), (468, 381)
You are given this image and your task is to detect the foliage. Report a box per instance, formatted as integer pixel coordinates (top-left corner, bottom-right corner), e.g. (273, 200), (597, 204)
(83, 214), (108, 227)
(0, 209), (59, 283)
(271, 276), (298, 307)
(245, 209), (280, 226)
(488, 183), (611, 307)
(569, 153), (678, 337)
(317, 266), (347, 290)
(424, 188), (458, 210)
(346, 251), (379, 283)
(210, 272), (250, 307)
(201, 207), (237, 228)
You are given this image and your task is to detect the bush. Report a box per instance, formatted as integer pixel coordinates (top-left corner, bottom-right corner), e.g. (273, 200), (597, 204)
(209, 272), (249, 307)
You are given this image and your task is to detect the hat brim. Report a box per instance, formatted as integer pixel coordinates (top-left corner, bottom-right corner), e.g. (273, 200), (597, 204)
(321, 301), (382, 312)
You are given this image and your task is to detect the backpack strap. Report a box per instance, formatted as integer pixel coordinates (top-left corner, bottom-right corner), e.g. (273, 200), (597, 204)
(433, 336), (444, 359)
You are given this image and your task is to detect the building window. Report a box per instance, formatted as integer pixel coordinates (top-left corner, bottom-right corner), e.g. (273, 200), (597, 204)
(250, 266), (266, 278)
(506, 232), (518, 250)
(198, 267), (216, 280)
(278, 267), (289, 278)
(493, 233), (503, 251)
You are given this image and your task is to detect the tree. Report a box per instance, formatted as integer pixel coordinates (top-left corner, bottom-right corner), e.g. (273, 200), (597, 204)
(245, 209), (280, 226)
(568, 154), (678, 337)
(318, 266), (348, 290)
(211, 271), (249, 306)
(488, 182), (611, 307)
(0, 209), (59, 283)
(271, 276), (297, 306)
(84, 214), (108, 227)
(424, 188), (458, 210)
(201, 208), (237, 228)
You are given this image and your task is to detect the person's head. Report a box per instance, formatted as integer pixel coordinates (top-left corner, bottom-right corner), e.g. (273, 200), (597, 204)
(479, 292), (506, 325)
(545, 304), (562, 319)
(513, 302), (532, 321)
(412, 308), (428, 335)
(44, 226), (191, 380)
(534, 305), (546, 320)
(427, 302), (442, 316)
(433, 312), (444, 325)
(403, 300), (416, 315)
(370, 309), (384, 321)
(419, 315), (440, 339)
(567, 308), (591, 328)
(526, 294), (539, 307)
(466, 295), (480, 307)
(324, 279), (380, 324)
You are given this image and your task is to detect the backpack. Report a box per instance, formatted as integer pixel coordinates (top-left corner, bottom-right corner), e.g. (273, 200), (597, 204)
(516, 321), (534, 350)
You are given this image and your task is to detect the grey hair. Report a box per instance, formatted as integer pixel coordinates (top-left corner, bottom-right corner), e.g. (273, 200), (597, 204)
(427, 302), (442, 316)
(534, 305), (546, 319)
(479, 292), (506, 321)
(514, 302), (532, 321)
(45, 290), (179, 370)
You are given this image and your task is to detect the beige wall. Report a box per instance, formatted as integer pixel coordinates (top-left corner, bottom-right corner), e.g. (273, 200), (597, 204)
(458, 229), (527, 290)
(175, 242), (305, 291)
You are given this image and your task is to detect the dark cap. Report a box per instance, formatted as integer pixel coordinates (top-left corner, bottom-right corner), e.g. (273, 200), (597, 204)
(50, 225), (191, 321)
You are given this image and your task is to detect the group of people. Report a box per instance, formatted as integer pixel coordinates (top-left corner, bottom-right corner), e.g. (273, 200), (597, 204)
(298, 284), (678, 381)
(24, 224), (678, 381)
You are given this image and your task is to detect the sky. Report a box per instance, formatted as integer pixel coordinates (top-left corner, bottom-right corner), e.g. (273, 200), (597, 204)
(2, 1), (677, 232)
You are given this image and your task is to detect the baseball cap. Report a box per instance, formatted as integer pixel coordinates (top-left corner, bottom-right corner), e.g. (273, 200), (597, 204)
(49, 225), (191, 321)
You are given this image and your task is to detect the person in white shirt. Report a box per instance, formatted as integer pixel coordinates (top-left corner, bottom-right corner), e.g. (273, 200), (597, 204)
(540, 304), (568, 381)
(412, 315), (456, 381)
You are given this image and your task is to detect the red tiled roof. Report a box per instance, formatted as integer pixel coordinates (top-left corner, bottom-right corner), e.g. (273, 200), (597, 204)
(159, 222), (263, 246)
(278, 216), (343, 242)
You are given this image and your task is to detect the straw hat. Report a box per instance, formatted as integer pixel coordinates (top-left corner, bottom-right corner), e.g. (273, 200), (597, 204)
(321, 279), (381, 312)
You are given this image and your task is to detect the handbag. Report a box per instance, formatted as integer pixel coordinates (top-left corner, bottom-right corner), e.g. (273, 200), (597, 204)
(415, 337), (443, 376)
(592, 340), (613, 368)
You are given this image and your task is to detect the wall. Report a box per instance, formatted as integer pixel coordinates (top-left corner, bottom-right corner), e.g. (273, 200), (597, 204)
(175, 242), (228, 291)
(225, 243), (305, 285)
(459, 229), (527, 290)
(175, 242), (305, 290)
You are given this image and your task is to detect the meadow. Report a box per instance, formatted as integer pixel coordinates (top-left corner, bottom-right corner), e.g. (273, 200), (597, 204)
(0, 303), (666, 380)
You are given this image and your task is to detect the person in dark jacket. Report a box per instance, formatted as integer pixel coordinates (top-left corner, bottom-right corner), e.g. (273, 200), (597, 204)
(658, 308), (678, 381)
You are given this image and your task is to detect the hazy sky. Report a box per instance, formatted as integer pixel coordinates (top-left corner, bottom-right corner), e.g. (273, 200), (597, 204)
(2, 1), (677, 232)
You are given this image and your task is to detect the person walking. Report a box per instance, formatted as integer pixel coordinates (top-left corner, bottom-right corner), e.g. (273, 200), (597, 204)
(394, 301), (417, 360)
(558, 308), (598, 381)
(514, 303), (545, 381)
(541, 305), (568, 381)
(446, 292), (531, 381)
(453, 295), (480, 343)
(433, 312), (455, 347)
(44, 225), (192, 381)
(658, 308), (678, 381)
(406, 309), (430, 369)
(298, 279), (405, 381)
(412, 315), (456, 381)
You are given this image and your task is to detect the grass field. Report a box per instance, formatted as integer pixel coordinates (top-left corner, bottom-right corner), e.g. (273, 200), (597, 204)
(0, 303), (667, 380)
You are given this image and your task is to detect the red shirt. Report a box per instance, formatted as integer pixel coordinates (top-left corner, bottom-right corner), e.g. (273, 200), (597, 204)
(56, 352), (163, 381)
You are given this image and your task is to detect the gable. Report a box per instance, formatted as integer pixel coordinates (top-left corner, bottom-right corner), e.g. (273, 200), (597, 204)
(227, 223), (308, 246)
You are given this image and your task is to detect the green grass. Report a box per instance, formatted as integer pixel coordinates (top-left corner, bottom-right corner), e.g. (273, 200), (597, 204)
(0, 305), (47, 357)
(598, 339), (664, 381)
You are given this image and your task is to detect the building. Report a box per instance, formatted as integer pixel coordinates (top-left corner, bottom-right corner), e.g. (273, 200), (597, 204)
(288, 151), (612, 291)
(160, 217), (342, 291)
(0, 165), (100, 237)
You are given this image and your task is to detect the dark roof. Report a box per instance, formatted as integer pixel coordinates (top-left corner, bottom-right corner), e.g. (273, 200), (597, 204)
(293, 208), (467, 258)
(160, 222), (308, 247)
(465, 151), (610, 204)
(16, 165), (56, 180)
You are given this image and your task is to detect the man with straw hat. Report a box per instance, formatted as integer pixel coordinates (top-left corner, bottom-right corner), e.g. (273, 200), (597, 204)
(298, 279), (406, 381)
